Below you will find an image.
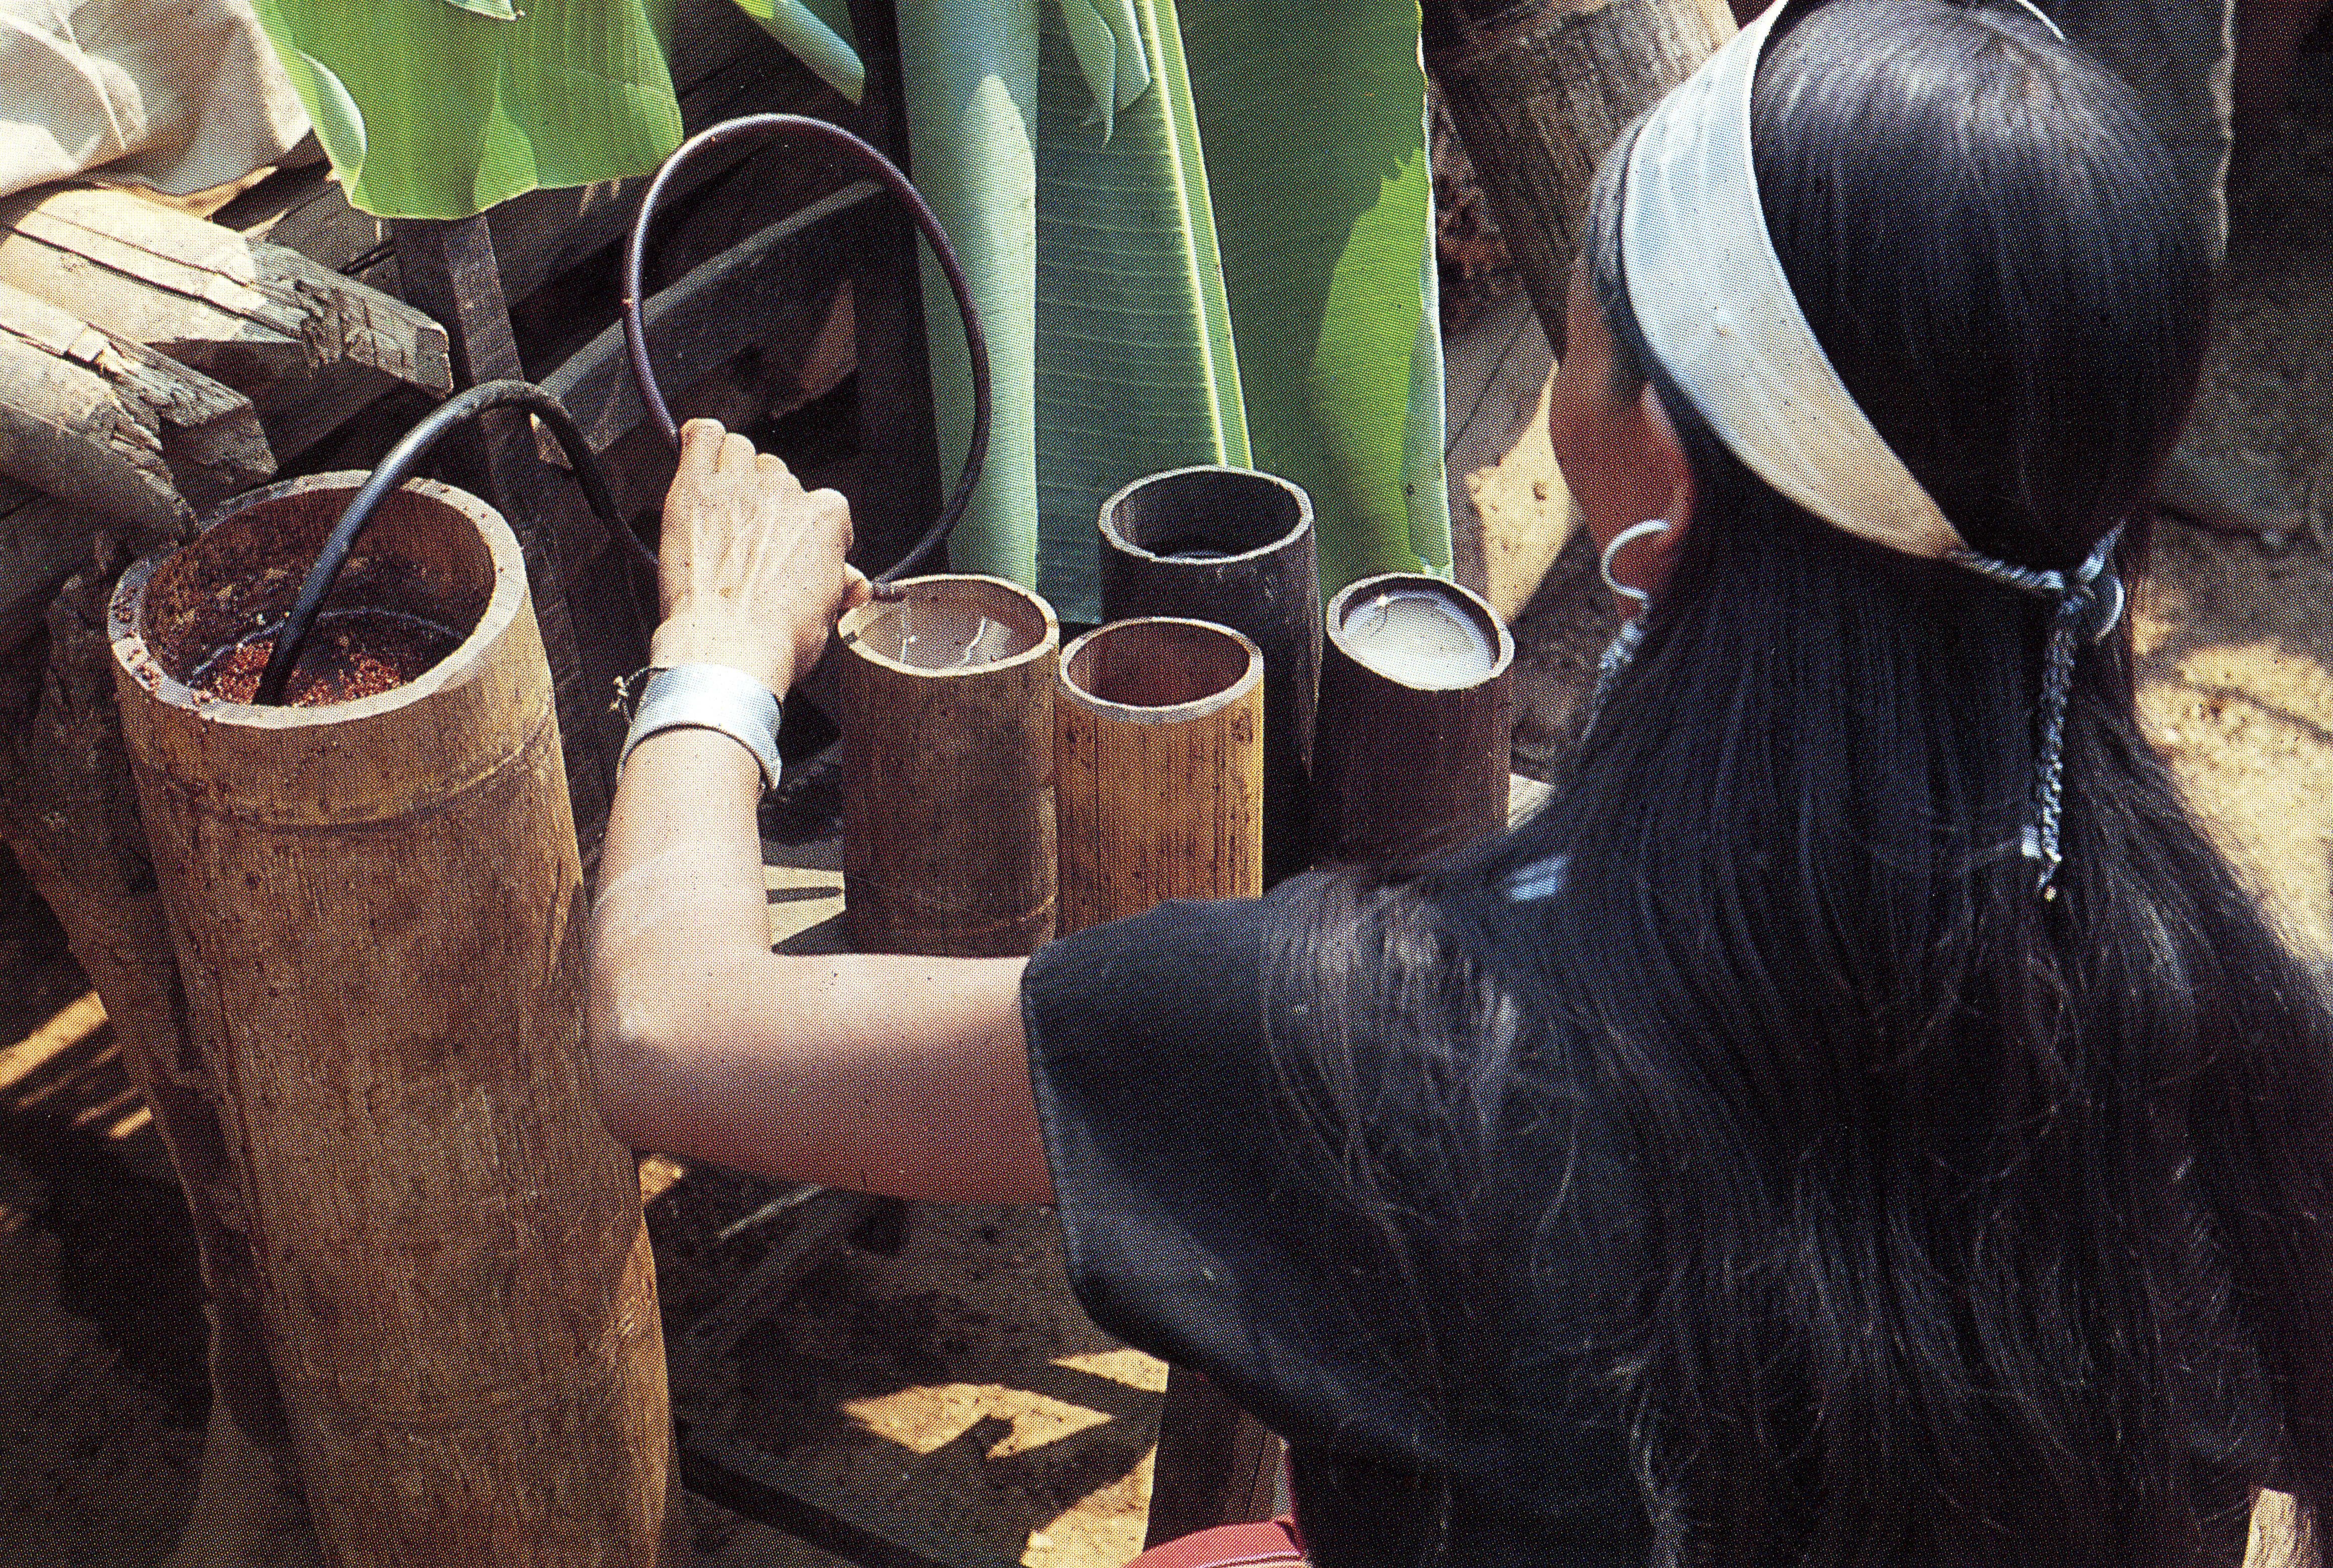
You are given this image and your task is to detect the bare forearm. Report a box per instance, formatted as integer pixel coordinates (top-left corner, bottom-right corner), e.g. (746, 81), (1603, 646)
(588, 702), (1050, 1202)
(587, 419), (1051, 1201)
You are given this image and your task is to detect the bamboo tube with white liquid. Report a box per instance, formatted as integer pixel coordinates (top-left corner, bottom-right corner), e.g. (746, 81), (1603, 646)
(1314, 573), (1516, 865)
(838, 575), (1060, 955)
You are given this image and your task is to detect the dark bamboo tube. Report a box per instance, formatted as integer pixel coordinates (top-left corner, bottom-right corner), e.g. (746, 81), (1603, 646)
(1314, 573), (1516, 866)
(1424, 0), (1734, 355)
(108, 473), (673, 1567)
(1055, 617), (1263, 934)
(837, 575), (1060, 956)
(1098, 466), (1319, 882)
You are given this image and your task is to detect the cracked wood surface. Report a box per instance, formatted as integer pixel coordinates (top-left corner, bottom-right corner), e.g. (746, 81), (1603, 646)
(0, 186), (450, 396)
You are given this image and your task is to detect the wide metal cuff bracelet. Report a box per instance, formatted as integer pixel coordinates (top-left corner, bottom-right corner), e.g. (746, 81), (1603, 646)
(618, 664), (783, 791)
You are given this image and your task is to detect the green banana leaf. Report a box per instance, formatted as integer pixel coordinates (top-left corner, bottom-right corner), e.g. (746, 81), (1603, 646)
(251, 0), (684, 220)
(1033, 0), (1451, 615)
(1054, 0), (1149, 140)
(727, 0), (865, 102)
(1031, 0), (1251, 616)
(894, 0), (1043, 585)
(1180, 0), (1450, 595)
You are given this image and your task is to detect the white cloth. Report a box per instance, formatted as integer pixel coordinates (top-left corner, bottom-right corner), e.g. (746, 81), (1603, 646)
(0, 0), (310, 202)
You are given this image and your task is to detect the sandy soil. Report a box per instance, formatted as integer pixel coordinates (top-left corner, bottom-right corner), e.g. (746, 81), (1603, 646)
(3, 41), (2329, 1567)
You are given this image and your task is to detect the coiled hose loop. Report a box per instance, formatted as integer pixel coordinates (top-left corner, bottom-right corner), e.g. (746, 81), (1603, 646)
(622, 112), (990, 587)
(257, 115), (983, 703)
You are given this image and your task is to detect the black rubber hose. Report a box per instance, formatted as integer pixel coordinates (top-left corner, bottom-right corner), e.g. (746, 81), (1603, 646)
(622, 112), (990, 586)
(252, 379), (645, 706)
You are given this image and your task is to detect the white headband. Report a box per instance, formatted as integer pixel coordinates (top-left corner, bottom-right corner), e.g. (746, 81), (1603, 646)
(1620, 0), (1966, 560)
(1617, 0), (2126, 897)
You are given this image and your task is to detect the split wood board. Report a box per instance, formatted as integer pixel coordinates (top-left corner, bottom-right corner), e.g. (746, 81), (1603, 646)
(0, 186), (450, 398)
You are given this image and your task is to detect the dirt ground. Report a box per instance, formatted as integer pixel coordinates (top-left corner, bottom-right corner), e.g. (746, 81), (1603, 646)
(4, 39), (2331, 1568)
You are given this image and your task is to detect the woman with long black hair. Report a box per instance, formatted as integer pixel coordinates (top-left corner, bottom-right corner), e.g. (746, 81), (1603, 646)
(588, 1), (2333, 1561)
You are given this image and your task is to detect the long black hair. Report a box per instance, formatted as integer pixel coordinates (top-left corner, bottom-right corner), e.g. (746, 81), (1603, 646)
(1266, 3), (2333, 1563)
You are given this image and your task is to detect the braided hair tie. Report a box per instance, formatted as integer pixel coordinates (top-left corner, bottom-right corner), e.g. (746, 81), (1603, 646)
(1948, 525), (2127, 897)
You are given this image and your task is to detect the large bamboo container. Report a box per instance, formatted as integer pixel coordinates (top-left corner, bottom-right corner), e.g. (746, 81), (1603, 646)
(1314, 573), (1516, 866)
(1098, 466), (1319, 882)
(838, 575), (1060, 956)
(1055, 617), (1263, 934)
(1423, 0), (1734, 355)
(108, 473), (673, 1568)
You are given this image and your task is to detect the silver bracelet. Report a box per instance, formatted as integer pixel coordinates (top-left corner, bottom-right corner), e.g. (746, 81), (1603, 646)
(617, 664), (783, 791)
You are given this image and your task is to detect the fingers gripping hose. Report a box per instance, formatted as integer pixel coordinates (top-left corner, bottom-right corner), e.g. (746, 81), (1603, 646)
(622, 113), (991, 588)
(252, 380), (646, 706)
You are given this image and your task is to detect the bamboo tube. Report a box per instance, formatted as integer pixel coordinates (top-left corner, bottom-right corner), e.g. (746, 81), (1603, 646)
(1055, 617), (1263, 934)
(838, 575), (1059, 956)
(1099, 466), (1319, 882)
(1423, 0), (1734, 356)
(1314, 573), (1516, 866)
(108, 473), (673, 1568)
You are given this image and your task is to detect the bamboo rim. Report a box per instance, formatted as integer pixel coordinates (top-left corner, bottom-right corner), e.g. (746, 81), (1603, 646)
(1324, 573), (1516, 692)
(110, 472), (522, 729)
(1099, 465), (1314, 565)
(1059, 617), (1263, 725)
(837, 574), (1059, 678)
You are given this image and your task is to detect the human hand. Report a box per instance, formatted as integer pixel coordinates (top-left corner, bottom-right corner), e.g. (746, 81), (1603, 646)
(651, 419), (872, 695)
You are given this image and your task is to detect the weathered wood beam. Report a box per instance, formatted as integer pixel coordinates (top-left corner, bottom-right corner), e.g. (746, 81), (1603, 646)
(390, 215), (612, 849)
(1142, 1368), (1283, 1548)
(0, 324), (189, 539)
(843, 0), (943, 574)
(541, 182), (869, 519)
(678, 1428), (1024, 1568)
(0, 185), (450, 397)
(0, 280), (272, 512)
(665, 1187), (878, 1393)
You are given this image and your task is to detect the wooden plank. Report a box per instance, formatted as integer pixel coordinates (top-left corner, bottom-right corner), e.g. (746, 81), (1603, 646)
(668, 1187), (877, 1388)
(540, 182), (868, 518)
(0, 324), (188, 538)
(678, 1428), (1024, 1568)
(246, 360), (402, 471)
(843, 0), (943, 573)
(0, 186), (450, 397)
(1142, 1368), (1282, 1549)
(0, 280), (272, 512)
(1441, 288), (1569, 619)
(390, 215), (612, 851)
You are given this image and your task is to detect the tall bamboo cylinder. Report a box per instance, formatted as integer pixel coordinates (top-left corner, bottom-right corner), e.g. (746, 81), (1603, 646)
(1314, 573), (1516, 866)
(108, 473), (673, 1568)
(1099, 466), (1319, 882)
(1424, 0), (1734, 355)
(1056, 617), (1263, 934)
(838, 575), (1059, 956)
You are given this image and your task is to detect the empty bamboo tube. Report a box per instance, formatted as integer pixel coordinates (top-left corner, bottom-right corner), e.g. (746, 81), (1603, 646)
(108, 473), (673, 1568)
(1055, 617), (1263, 934)
(1099, 466), (1319, 882)
(837, 575), (1060, 956)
